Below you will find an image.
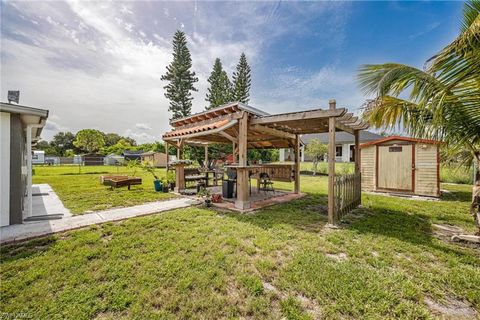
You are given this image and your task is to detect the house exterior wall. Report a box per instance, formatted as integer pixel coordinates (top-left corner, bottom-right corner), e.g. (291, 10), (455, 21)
(1, 112), (11, 226)
(9, 114), (26, 225)
(280, 144), (352, 163)
(361, 140), (439, 197)
(32, 150), (45, 164)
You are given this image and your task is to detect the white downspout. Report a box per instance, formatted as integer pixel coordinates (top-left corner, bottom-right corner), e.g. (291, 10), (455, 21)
(25, 124), (43, 220)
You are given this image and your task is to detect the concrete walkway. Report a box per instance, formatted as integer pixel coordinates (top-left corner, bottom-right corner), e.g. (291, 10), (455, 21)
(1, 198), (199, 244)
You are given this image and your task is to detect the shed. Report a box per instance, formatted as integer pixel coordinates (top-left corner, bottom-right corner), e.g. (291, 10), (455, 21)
(140, 151), (167, 167)
(122, 150), (144, 161)
(360, 136), (440, 197)
(83, 153), (104, 166)
(104, 153), (124, 165)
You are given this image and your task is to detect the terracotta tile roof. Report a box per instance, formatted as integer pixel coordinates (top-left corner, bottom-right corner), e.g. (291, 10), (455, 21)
(163, 119), (230, 138)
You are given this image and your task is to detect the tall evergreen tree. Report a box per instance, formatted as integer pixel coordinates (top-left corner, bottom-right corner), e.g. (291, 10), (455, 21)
(161, 30), (198, 120)
(232, 53), (251, 104)
(205, 58), (233, 109)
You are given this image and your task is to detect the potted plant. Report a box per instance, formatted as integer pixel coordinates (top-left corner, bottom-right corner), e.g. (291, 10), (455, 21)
(141, 162), (161, 192)
(197, 187), (212, 207)
(161, 177), (170, 192)
(167, 171), (176, 190)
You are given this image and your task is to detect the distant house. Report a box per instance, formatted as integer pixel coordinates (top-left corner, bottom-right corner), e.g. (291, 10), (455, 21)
(83, 154), (104, 166)
(280, 131), (384, 163)
(32, 150), (45, 164)
(140, 151), (168, 167)
(1, 102), (48, 226)
(122, 150), (144, 161)
(45, 156), (60, 165)
(104, 153), (124, 166)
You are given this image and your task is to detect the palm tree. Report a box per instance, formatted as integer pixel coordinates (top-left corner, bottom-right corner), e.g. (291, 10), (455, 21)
(357, 0), (480, 233)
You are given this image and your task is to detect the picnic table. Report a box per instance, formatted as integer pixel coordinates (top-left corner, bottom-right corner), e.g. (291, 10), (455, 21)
(101, 175), (142, 190)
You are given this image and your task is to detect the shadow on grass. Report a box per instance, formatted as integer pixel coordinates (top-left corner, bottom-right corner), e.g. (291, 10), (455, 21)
(347, 208), (477, 261)
(0, 236), (58, 263)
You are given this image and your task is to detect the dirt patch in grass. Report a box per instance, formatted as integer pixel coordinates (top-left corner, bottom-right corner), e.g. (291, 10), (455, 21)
(424, 296), (478, 319)
(325, 252), (348, 262)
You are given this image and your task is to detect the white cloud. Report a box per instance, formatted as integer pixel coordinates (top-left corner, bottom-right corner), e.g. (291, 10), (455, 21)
(1, 0), (355, 143)
(135, 123), (152, 131)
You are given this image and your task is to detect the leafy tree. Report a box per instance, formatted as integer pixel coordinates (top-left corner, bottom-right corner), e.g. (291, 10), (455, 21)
(73, 129), (105, 154)
(357, 0), (480, 233)
(161, 30), (198, 120)
(51, 131), (75, 155)
(101, 138), (133, 155)
(205, 58), (233, 109)
(305, 139), (328, 175)
(232, 53), (252, 103)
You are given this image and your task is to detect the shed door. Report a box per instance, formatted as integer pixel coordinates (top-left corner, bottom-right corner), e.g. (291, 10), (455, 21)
(377, 145), (413, 191)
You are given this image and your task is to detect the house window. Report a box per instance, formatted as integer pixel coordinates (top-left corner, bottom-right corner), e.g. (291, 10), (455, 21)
(336, 145), (342, 157)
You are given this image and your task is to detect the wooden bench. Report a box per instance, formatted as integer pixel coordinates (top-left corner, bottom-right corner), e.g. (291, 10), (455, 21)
(101, 175), (142, 190)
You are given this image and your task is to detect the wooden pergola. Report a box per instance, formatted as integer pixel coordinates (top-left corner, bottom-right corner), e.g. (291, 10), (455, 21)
(162, 100), (369, 225)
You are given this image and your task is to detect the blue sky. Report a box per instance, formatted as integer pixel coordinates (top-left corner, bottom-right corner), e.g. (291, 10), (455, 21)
(1, 1), (463, 142)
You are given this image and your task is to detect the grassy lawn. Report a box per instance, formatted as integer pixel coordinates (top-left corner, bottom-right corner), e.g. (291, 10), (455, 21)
(1, 175), (479, 319)
(32, 165), (175, 214)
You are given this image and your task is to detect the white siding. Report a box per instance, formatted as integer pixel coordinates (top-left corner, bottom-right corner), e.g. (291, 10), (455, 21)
(361, 145), (375, 191)
(0, 112), (10, 226)
(415, 143), (439, 197)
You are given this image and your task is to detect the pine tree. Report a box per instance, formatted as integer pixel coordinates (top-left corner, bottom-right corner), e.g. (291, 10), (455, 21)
(161, 30), (198, 120)
(205, 58), (233, 109)
(232, 53), (251, 104)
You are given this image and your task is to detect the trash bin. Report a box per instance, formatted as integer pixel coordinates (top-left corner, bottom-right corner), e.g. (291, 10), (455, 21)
(154, 180), (162, 192)
(222, 180), (234, 198)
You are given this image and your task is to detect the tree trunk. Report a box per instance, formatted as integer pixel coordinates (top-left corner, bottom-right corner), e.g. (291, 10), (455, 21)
(472, 151), (480, 235)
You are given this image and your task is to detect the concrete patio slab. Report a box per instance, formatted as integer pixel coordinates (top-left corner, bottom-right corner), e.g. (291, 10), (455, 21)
(1, 197), (199, 244)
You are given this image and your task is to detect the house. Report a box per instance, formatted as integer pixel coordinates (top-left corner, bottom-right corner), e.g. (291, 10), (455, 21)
(279, 131), (383, 163)
(32, 150), (45, 164)
(1, 102), (48, 226)
(140, 151), (168, 167)
(45, 155), (60, 165)
(122, 150), (144, 162)
(360, 136), (440, 197)
(104, 153), (124, 166)
(83, 154), (104, 166)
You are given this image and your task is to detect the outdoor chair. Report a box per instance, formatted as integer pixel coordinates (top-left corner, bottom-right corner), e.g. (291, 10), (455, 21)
(259, 172), (274, 194)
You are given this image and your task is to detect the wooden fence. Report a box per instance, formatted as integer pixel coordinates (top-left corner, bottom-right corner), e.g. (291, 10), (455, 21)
(334, 172), (361, 218)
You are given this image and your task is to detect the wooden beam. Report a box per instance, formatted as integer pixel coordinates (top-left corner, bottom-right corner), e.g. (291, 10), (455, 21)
(294, 134), (300, 194)
(219, 130), (238, 143)
(251, 124), (296, 140)
(354, 130), (361, 206)
(204, 145), (208, 167)
(328, 99), (337, 225)
(250, 108), (346, 125)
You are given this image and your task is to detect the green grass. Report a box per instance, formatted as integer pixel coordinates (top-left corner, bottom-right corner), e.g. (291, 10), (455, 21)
(32, 165), (175, 214)
(1, 175), (479, 319)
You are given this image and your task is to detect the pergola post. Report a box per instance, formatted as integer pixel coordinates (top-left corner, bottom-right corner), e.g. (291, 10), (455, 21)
(328, 99), (337, 225)
(204, 145), (209, 168)
(354, 129), (361, 205)
(174, 139), (185, 193)
(235, 112), (250, 210)
(294, 135), (300, 194)
(232, 142), (237, 163)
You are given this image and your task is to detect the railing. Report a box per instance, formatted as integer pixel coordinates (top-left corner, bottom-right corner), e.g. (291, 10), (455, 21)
(334, 172), (361, 218)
